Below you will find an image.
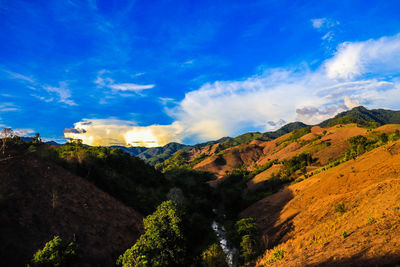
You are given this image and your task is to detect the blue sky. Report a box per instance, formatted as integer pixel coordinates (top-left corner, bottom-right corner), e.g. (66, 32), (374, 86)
(1, 0), (400, 146)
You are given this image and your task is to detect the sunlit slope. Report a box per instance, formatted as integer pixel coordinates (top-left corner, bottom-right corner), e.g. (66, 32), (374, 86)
(192, 124), (400, 185)
(241, 139), (400, 266)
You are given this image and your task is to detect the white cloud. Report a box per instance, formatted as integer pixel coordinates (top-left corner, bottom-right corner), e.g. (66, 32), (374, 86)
(95, 71), (154, 93)
(311, 18), (339, 29)
(0, 102), (19, 112)
(64, 118), (183, 147)
(1, 69), (77, 106)
(325, 34), (400, 79)
(68, 32), (400, 146)
(43, 81), (77, 106)
(108, 83), (154, 91)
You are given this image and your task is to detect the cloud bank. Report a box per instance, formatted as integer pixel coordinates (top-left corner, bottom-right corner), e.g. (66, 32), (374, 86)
(64, 119), (183, 147)
(66, 33), (400, 147)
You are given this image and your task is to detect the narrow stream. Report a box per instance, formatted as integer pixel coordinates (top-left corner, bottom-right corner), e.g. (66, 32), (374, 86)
(212, 220), (238, 267)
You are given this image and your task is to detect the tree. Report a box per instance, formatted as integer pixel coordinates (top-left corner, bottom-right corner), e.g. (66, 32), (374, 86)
(1, 127), (14, 154)
(31, 236), (78, 267)
(378, 132), (388, 144)
(33, 132), (42, 143)
(201, 243), (228, 267)
(235, 218), (260, 264)
(117, 201), (187, 267)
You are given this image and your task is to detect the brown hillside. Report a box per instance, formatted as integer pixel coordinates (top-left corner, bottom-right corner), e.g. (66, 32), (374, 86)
(0, 147), (143, 266)
(194, 144), (264, 178)
(192, 124), (400, 186)
(241, 139), (400, 266)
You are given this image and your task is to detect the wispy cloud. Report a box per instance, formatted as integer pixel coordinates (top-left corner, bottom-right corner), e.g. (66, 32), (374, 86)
(5, 70), (35, 83)
(95, 70), (155, 93)
(43, 81), (77, 106)
(311, 17), (340, 45)
(0, 102), (19, 112)
(1, 69), (77, 106)
(311, 18), (339, 29)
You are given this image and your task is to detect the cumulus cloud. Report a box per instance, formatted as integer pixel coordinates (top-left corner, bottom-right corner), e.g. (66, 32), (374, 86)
(64, 118), (183, 147)
(67, 32), (400, 146)
(325, 34), (400, 79)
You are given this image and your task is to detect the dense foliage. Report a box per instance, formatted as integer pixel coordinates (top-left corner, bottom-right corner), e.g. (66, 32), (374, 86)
(319, 106), (400, 127)
(163, 168), (218, 260)
(117, 201), (187, 267)
(201, 243), (228, 267)
(235, 218), (261, 263)
(38, 142), (168, 214)
(31, 236), (78, 267)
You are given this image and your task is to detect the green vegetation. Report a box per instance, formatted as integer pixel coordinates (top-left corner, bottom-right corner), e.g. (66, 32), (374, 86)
(38, 142), (168, 215)
(201, 243), (228, 267)
(341, 231), (349, 238)
(335, 203), (346, 214)
(345, 132), (390, 161)
(368, 216), (375, 224)
(287, 126), (311, 141)
(136, 142), (191, 165)
(264, 248), (285, 264)
(248, 160), (278, 178)
(235, 218), (261, 263)
(156, 150), (209, 172)
(32, 236), (78, 267)
(117, 201), (187, 267)
(319, 106), (400, 127)
(163, 168), (218, 258)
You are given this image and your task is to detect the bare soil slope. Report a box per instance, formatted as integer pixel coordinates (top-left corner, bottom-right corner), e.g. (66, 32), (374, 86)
(241, 140), (400, 266)
(0, 147), (143, 266)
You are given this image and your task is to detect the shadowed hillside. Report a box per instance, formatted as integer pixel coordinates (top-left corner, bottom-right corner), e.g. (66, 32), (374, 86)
(0, 145), (143, 266)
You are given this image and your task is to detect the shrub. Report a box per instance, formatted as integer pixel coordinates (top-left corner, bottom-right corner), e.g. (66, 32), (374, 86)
(31, 236), (78, 267)
(265, 248), (285, 264)
(335, 203), (346, 214)
(341, 231), (349, 238)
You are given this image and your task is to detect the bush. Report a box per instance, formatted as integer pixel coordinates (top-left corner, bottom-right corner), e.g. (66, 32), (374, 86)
(31, 236), (78, 267)
(335, 203), (346, 214)
(264, 248), (285, 264)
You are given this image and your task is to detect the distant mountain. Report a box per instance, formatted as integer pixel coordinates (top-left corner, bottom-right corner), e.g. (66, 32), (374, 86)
(320, 106), (400, 127)
(110, 145), (149, 156)
(136, 142), (192, 165)
(20, 137), (62, 146)
(195, 121), (309, 148)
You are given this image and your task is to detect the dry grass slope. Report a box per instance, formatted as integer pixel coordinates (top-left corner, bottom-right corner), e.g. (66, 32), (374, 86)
(241, 139), (400, 266)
